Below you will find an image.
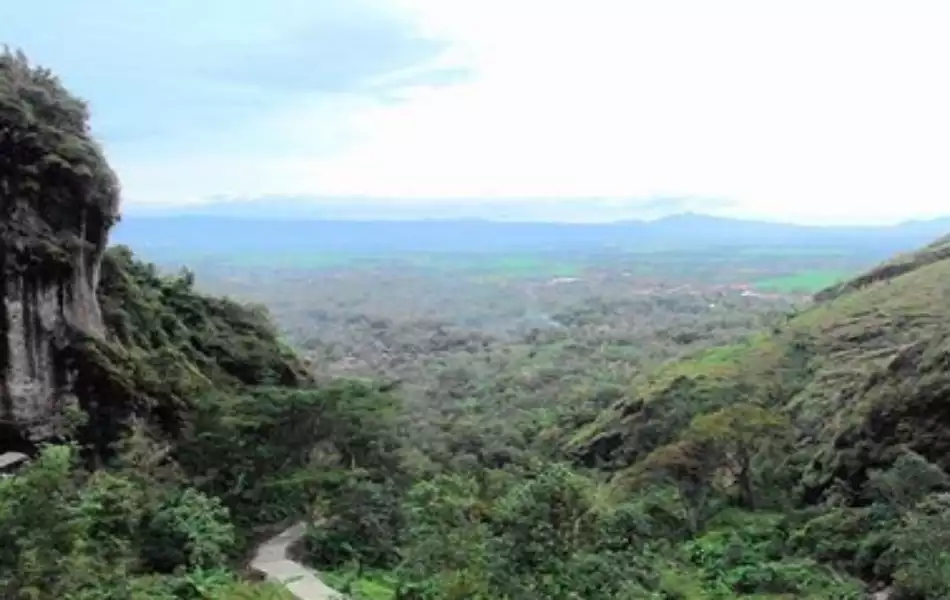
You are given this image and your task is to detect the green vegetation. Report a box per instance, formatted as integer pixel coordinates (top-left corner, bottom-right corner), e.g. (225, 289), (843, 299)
(0, 231), (405, 599)
(1, 48), (119, 409)
(151, 245), (883, 290)
(324, 571), (398, 600)
(185, 251), (585, 280)
(753, 270), (849, 293)
(0, 51), (401, 599)
(571, 239), (950, 598)
(5, 50), (950, 600)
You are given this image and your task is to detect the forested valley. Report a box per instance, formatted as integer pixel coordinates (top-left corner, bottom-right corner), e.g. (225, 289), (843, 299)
(3, 49), (950, 600)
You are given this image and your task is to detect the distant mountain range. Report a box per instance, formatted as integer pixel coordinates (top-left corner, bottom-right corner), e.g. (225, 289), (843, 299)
(123, 196), (735, 223)
(112, 203), (950, 261)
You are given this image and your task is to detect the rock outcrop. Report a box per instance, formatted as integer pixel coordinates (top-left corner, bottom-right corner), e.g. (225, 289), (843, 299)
(1, 49), (119, 443)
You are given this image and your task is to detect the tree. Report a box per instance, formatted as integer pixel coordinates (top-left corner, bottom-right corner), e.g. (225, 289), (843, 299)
(396, 474), (494, 598)
(140, 487), (236, 572)
(304, 471), (405, 569)
(176, 382), (403, 529)
(638, 439), (722, 534)
(490, 463), (599, 575)
(685, 403), (790, 509)
(889, 493), (950, 598)
(866, 450), (950, 512)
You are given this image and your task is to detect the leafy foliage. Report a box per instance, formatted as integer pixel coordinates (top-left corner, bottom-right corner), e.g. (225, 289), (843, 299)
(0, 47), (119, 276)
(7, 48), (950, 600)
(0, 444), (280, 599)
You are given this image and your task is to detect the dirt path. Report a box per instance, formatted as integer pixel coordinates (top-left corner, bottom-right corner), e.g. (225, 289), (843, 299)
(250, 522), (342, 600)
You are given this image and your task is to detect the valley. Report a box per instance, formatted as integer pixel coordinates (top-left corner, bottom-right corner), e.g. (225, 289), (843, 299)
(4, 45), (950, 600)
(118, 228), (950, 599)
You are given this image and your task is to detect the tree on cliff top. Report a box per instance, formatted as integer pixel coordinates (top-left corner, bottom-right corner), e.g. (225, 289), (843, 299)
(0, 47), (120, 274)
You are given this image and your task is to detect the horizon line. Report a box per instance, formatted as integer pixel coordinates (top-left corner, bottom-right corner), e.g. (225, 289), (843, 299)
(115, 210), (950, 229)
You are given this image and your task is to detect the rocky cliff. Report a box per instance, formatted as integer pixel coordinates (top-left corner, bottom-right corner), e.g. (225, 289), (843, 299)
(1, 49), (120, 442)
(1, 49), (308, 452)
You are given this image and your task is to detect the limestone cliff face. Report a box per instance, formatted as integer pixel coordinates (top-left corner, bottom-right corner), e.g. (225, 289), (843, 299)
(2, 227), (112, 440)
(1, 49), (120, 442)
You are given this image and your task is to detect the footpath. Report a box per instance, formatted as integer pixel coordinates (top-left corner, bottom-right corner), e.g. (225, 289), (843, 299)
(250, 522), (342, 600)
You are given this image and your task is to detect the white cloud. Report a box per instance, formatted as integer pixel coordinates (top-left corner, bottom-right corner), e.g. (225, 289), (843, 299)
(117, 0), (950, 224)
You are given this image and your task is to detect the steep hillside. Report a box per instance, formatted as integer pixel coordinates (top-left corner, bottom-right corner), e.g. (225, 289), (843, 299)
(62, 246), (310, 456)
(0, 49), (307, 453)
(814, 233), (950, 303)
(1, 49), (120, 442)
(572, 236), (950, 491)
(0, 50), (405, 599)
(567, 235), (950, 595)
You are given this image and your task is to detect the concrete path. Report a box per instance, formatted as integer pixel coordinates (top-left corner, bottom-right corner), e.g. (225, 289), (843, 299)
(872, 588), (893, 600)
(250, 522), (343, 600)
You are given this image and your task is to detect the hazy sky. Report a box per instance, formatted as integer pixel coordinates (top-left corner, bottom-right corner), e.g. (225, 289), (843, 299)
(5, 0), (950, 224)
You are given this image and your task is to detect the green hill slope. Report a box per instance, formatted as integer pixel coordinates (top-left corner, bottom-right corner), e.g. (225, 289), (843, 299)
(572, 235), (950, 488)
(567, 236), (950, 595)
(61, 245), (311, 455)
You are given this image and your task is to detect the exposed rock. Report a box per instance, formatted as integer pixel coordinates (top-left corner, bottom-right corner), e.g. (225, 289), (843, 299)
(1, 49), (119, 443)
(2, 263), (104, 440)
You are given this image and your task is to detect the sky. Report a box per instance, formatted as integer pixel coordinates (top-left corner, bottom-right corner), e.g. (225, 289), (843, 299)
(4, 0), (950, 224)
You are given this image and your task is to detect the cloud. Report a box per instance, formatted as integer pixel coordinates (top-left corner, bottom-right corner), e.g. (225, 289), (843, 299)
(195, 8), (448, 96)
(3, 0), (465, 152)
(5, 0), (950, 224)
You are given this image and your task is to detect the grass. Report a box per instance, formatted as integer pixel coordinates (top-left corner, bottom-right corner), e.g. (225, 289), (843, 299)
(783, 256), (950, 425)
(322, 570), (397, 600)
(753, 270), (851, 293)
(641, 334), (778, 387)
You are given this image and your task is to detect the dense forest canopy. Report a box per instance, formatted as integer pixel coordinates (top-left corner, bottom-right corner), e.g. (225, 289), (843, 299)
(3, 49), (950, 600)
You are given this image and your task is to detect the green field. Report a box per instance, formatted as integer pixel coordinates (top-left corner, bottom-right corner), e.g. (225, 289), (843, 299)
(157, 246), (873, 294)
(184, 250), (586, 279)
(399, 253), (581, 277)
(753, 269), (850, 293)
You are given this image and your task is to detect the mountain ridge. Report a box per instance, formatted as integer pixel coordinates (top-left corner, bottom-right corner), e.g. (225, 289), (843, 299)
(110, 212), (950, 263)
(124, 197), (950, 228)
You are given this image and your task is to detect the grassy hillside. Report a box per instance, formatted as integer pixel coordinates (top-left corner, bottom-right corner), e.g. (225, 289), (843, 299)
(572, 233), (950, 478)
(567, 234), (950, 596)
